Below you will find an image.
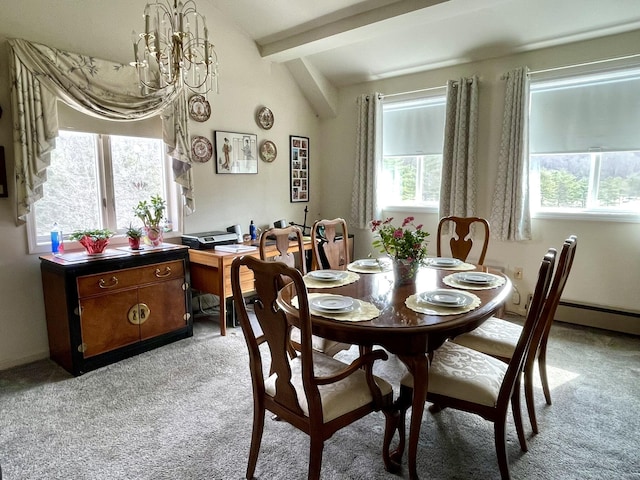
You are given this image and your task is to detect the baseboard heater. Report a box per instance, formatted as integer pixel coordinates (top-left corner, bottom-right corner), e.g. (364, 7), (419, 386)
(555, 301), (640, 336)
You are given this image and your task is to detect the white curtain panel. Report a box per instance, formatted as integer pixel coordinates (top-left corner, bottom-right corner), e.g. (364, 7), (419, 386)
(439, 76), (479, 219)
(490, 67), (532, 241)
(350, 93), (382, 229)
(8, 38), (193, 224)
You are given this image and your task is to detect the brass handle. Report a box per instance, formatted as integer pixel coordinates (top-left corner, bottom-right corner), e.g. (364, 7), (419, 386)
(155, 266), (172, 278)
(128, 303), (150, 325)
(98, 276), (119, 289)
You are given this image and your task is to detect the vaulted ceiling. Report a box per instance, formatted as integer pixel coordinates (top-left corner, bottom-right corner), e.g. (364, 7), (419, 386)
(211, 0), (640, 117)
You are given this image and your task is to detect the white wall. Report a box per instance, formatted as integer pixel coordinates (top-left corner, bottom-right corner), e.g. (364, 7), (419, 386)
(320, 30), (640, 319)
(0, 0), (321, 369)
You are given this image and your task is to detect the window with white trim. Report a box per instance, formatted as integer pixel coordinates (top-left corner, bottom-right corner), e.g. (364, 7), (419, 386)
(529, 68), (640, 216)
(29, 129), (180, 253)
(379, 92), (446, 208)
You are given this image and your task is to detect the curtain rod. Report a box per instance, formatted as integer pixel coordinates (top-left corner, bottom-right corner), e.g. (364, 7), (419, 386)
(529, 52), (640, 75)
(383, 85), (445, 99)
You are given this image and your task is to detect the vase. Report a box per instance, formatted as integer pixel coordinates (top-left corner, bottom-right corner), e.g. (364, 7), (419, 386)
(392, 258), (419, 286)
(144, 226), (163, 247)
(79, 236), (109, 255)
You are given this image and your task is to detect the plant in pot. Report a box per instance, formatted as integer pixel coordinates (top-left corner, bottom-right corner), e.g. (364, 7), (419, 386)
(133, 195), (166, 247)
(69, 228), (114, 255)
(125, 224), (143, 250)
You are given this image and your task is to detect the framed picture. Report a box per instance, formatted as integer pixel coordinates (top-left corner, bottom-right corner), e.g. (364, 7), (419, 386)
(0, 146), (7, 198)
(214, 131), (258, 174)
(290, 135), (309, 202)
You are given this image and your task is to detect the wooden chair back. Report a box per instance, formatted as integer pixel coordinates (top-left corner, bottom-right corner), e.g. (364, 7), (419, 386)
(231, 255), (394, 479)
(526, 235), (577, 403)
(259, 225), (307, 275)
(437, 216), (490, 264)
(495, 248), (556, 409)
(311, 218), (350, 270)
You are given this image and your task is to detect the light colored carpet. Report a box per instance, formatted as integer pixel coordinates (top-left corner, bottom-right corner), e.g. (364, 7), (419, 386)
(0, 315), (639, 480)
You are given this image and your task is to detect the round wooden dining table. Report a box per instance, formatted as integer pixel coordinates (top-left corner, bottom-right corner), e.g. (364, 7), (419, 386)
(277, 263), (511, 480)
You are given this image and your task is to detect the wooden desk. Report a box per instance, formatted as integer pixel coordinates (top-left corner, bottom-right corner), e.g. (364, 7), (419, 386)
(277, 265), (511, 479)
(188, 240), (312, 335)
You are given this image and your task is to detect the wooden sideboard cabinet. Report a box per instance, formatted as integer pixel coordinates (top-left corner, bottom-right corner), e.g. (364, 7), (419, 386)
(40, 244), (192, 376)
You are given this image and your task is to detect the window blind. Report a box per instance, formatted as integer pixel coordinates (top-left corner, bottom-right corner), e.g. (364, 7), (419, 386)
(530, 69), (640, 153)
(382, 97), (446, 156)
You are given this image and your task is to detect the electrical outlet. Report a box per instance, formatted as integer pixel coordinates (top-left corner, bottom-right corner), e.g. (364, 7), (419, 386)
(524, 293), (533, 312)
(514, 267), (523, 279)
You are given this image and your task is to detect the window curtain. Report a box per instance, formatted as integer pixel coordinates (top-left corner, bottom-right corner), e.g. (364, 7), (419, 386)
(439, 76), (478, 219)
(8, 38), (193, 225)
(489, 67), (531, 241)
(350, 93), (382, 228)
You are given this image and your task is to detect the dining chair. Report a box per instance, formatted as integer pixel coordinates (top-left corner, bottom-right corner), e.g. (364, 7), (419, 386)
(311, 218), (350, 270)
(451, 235), (577, 435)
(387, 248), (557, 480)
(437, 216), (490, 265)
(231, 256), (395, 480)
(259, 226), (349, 357)
(259, 225), (307, 275)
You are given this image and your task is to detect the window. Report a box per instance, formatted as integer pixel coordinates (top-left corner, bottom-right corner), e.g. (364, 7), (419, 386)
(380, 93), (446, 209)
(529, 68), (640, 217)
(29, 130), (179, 252)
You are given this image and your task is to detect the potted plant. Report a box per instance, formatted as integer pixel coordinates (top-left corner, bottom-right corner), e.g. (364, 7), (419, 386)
(370, 216), (430, 285)
(133, 195), (166, 247)
(69, 228), (114, 255)
(125, 224), (143, 250)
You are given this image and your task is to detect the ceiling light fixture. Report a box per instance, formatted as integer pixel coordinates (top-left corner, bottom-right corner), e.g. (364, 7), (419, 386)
(131, 0), (219, 96)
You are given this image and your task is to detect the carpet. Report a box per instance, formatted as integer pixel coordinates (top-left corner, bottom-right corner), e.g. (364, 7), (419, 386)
(1, 315), (639, 480)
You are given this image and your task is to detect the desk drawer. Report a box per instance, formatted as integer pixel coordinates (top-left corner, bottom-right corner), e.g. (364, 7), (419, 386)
(223, 264), (255, 297)
(77, 260), (184, 297)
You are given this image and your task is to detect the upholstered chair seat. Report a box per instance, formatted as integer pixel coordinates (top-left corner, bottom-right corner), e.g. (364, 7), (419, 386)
(265, 352), (393, 422)
(454, 317), (521, 360)
(401, 341), (507, 408)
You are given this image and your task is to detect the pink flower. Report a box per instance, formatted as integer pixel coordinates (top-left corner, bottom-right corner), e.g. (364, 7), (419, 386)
(416, 224), (423, 230)
(393, 229), (403, 238)
(402, 216), (414, 227)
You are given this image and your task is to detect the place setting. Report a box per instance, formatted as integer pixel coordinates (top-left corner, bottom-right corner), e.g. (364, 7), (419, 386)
(347, 257), (392, 274)
(443, 271), (506, 290)
(406, 287), (481, 315)
(303, 269), (360, 288)
(292, 293), (380, 322)
(425, 257), (476, 271)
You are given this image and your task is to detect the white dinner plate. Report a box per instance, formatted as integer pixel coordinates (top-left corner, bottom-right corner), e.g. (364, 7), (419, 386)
(453, 272), (497, 285)
(428, 257), (462, 267)
(310, 295), (357, 313)
(354, 259), (383, 269)
(308, 270), (348, 281)
(418, 289), (473, 308)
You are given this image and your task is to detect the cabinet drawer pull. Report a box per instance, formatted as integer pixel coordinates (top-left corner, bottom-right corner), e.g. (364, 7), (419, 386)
(98, 276), (119, 289)
(128, 303), (150, 325)
(155, 266), (172, 278)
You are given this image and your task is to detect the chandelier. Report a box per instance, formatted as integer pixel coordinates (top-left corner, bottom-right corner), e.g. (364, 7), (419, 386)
(131, 0), (219, 95)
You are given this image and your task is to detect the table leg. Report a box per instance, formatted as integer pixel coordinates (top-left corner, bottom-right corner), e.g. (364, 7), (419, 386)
(398, 354), (430, 480)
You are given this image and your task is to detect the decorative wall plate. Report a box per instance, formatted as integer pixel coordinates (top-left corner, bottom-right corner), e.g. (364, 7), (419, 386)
(259, 140), (277, 162)
(188, 95), (211, 122)
(191, 135), (213, 163)
(256, 106), (274, 129)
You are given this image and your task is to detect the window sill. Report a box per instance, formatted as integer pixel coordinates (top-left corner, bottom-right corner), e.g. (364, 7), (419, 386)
(29, 231), (182, 255)
(532, 210), (640, 223)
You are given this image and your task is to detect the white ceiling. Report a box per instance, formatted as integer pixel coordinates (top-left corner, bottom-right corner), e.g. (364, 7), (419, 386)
(210, 0), (640, 115)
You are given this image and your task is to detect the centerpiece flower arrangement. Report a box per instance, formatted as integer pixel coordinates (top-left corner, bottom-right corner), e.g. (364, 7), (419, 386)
(133, 195), (166, 247)
(69, 228), (114, 255)
(371, 216), (430, 284)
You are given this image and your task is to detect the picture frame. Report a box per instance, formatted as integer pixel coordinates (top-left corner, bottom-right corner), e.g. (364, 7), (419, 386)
(0, 146), (7, 198)
(214, 131), (258, 174)
(289, 135), (309, 202)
